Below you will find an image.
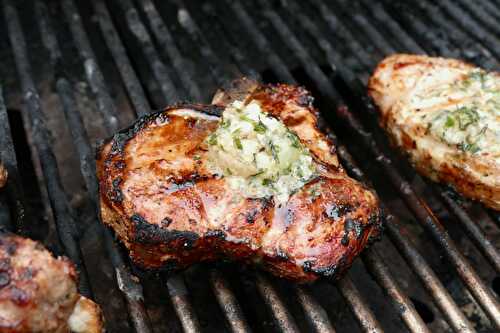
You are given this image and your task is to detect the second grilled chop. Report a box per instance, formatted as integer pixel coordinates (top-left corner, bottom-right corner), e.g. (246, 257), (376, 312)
(369, 54), (500, 210)
(97, 79), (382, 282)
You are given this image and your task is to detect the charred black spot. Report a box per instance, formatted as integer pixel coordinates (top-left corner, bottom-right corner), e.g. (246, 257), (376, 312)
(104, 110), (171, 160)
(284, 209), (294, 229)
(297, 93), (314, 107)
(132, 214), (199, 246)
(188, 104), (224, 117)
(276, 248), (289, 261)
(311, 254), (349, 278)
(114, 160), (126, 170)
(108, 177), (123, 203)
(302, 260), (315, 273)
(343, 218), (365, 242)
(245, 209), (258, 224)
(324, 203), (353, 220)
(161, 217), (173, 227)
(205, 230), (226, 240)
(341, 233), (349, 246)
(311, 263), (337, 277)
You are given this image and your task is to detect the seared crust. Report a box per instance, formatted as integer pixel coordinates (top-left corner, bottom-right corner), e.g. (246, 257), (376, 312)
(0, 231), (78, 333)
(369, 54), (500, 210)
(0, 162), (7, 189)
(98, 80), (382, 282)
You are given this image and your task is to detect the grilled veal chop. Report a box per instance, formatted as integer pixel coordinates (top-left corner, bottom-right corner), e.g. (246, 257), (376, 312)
(97, 79), (382, 282)
(0, 230), (104, 332)
(369, 54), (500, 210)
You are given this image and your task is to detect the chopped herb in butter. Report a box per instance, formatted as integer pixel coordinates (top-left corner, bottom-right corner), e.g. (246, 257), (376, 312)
(206, 100), (317, 202)
(416, 69), (500, 155)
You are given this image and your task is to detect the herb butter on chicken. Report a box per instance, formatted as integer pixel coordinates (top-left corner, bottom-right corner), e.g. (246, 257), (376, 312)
(369, 54), (500, 210)
(0, 230), (104, 333)
(97, 79), (382, 282)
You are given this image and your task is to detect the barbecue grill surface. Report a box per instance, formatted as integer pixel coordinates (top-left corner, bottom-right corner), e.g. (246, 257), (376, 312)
(1, 0), (500, 332)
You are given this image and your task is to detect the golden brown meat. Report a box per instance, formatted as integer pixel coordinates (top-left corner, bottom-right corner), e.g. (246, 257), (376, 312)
(0, 231), (104, 333)
(97, 79), (382, 282)
(369, 54), (500, 210)
(0, 162), (7, 189)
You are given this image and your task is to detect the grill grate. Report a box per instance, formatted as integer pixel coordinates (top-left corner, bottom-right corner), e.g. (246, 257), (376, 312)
(1, 0), (500, 332)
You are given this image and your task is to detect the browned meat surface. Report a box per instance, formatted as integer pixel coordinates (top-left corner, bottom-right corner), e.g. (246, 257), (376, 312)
(369, 54), (500, 210)
(0, 231), (104, 333)
(0, 163), (7, 189)
(97, 79), (382, 282)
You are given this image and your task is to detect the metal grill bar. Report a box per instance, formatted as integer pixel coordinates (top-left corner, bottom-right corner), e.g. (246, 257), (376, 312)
(342, 0), (500, 271)
(335, 107), (500, 329)
(337, 0), (500, 279)
(243, 3), (432, 331)
(138, 0), (203, 101)
(60, 0), (120, 132)
(213, 3), (391, 331)
(331, 131), (475, 332)
(435, 186), (500, 274)
(336, 276), (384, 333)
(199, 3), (262, 80)
(207, 3), (386, 331)
(293, 286), (336, 333)
(343, 0), (500, 293)
(95, 1), (254, 330)
(168, 3), (336, 331)
(4, 0), (93, 298)
(116, 0), (179, 104)
(255, 273), (300, 333)
(92, 0), (150, 117)
(0, 86), (25, 232)
(209, 270), (252, 333)
(33, 2), (153, 331)
(307, 1), (500, 329)
(174, 0), (232, 85)
(165, 274), (202, 333)
(66, 0), (203, 329)
(225, 0), (295, 84)
(361, 248), (430, 333)
(436, 0), (500, 60)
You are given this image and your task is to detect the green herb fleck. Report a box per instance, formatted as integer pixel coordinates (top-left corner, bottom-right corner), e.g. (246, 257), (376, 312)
(254, 121), (267, 133)
(193, 154), (201, 161)
(288, 132), (301, 148)
(207, 134), (217, 145)
(233, 137), (243, 150)
(221, 119), (231, 129)
(444, 116), (455, 128)
(262, 178), (273, 186)
(269, 141), (280, 162)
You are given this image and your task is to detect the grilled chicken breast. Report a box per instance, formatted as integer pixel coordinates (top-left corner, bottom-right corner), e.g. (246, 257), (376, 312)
(0, 230), (104, 333)
(369, 54), (500, 210)
(97, 79), (382, 282)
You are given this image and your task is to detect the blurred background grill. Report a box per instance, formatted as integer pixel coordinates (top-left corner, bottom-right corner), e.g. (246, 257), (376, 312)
(1, 0), (500, 332)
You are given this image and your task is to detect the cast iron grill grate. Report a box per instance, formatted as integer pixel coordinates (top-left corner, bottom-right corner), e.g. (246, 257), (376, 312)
(1, 0), (500, 332)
